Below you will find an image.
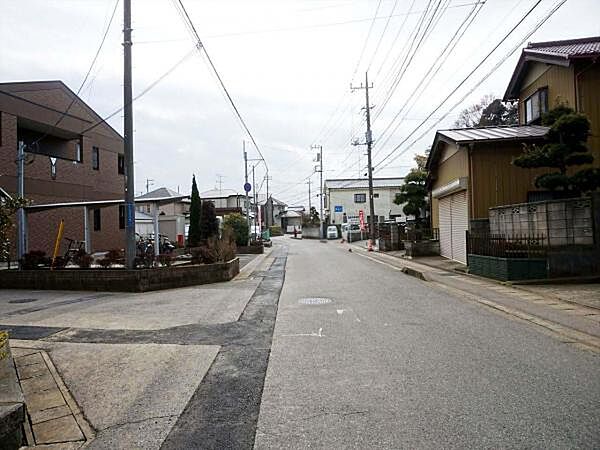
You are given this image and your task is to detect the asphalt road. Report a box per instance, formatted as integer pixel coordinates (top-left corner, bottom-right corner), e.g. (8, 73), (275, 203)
(255, 237), (600, 449)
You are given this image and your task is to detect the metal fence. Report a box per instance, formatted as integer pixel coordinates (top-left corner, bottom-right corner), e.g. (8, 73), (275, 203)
(466, 232), (548, 259)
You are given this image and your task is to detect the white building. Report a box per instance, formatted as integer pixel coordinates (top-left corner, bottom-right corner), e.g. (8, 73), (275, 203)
(325, 178), (406, 225)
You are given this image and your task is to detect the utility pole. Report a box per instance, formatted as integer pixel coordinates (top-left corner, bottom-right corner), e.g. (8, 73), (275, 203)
(351, 71), (376, 246)
(311, 144), (324, 240)
(264, 174), (273, 228)
(252, 165), (256, 234)
(145, 178), (154, 193)
(306, 179), (312, 212)
(243, 141), (250, 244)
(123, 0), (136, 269)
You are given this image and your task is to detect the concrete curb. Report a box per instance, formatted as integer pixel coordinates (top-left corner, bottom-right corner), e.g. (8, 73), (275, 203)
(400, 266), (430, 281)
(0, 331), (26, 449)
(235, 247), (273, 280)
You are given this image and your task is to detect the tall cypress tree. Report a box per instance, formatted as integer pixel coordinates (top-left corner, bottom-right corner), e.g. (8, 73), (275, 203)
(188, 175), (201, 247)
(199, 200), (219, 240)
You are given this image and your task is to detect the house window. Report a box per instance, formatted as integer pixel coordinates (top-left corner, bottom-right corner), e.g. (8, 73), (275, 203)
(118, 154), (125, 175)
(50, 157), (57, 180)
(524, 87), (548, 124)
(76, 142), (82, 163)
(354, 193), (366, 203)
(119, 205), (125, 229)
(146, 204), (151, 213)
(93, 208), (101, 231)
(92, 146), (99, 170)
(373, 193), (380, 199)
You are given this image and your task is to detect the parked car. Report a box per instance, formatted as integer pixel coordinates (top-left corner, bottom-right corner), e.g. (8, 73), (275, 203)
(341, 223), (360, 241)
(327, 225), (338, 239)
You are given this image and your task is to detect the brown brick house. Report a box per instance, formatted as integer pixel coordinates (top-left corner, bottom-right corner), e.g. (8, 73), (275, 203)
(0, 80), (125, 257)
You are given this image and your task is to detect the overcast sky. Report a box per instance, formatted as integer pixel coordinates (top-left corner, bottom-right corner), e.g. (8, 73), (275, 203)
(2, 0), (599, 206)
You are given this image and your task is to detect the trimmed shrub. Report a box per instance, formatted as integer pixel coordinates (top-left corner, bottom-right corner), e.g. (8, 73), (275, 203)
(224, 213), (249, 247)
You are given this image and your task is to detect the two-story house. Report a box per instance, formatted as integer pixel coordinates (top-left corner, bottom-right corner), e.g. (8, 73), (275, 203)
(324, 177), (406, 225)
(0, 80), (126, 257)
(426, 37), (600, 263)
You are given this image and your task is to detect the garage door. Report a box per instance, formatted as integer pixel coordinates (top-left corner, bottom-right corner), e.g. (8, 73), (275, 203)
(438, 191), (468, 264)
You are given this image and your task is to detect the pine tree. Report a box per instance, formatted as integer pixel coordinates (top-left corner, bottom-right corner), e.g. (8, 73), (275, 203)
(199, 200), (219, 240)
(394, 155), (428, 223)
(188, 175), (201, 247)
(513, 106), (600, 194)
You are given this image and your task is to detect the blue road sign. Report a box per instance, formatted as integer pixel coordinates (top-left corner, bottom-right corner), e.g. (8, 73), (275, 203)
(244, 182), (252, 193)
(334, 205), (343, 213)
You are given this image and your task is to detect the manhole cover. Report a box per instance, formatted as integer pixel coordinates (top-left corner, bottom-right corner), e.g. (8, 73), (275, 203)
(9, 298), (38, 304)
(298, 297), (332, 305)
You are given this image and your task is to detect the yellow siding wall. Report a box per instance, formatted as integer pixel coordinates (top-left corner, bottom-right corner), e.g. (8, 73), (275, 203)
(470, 143), (549, 219)
(430, 143), (469, 228)
(578, 63), (600, 166)
(519, 63), (576, 121)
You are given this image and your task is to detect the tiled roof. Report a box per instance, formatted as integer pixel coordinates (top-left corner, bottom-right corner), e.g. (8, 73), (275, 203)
(437, 125), (549, 143)
(504, 36), (600, 100)
(325, 177), (404, 190)
(525, 37), (600, 59)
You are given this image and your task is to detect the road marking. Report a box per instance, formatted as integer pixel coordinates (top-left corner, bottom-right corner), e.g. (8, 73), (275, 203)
(282, 327), (324, 338)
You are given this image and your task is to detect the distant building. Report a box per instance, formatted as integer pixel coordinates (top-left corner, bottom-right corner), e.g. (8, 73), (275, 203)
(200, 188), (247, 216)
(135, 187), (189, 243)
(324, 178), (406, 225)
(0, 80), (125, 257)
(258, 195), (287, 229)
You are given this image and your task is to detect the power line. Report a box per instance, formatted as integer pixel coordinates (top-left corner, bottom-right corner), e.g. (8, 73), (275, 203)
(366, 0), (400, 72)
(373, 0), (485, 154)
(350, 0), (383, 83)
(375, 0), (568, 173)
(172, 0), (268, 172)
(373, 0), (449, 123)
(373, 0), (417, 81)
(79, 48), (196, 135)
(26, 0), (120, 149)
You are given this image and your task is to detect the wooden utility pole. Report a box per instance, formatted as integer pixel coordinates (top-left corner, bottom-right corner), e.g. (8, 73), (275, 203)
(351, 72), (376, 245)
(123, 0), (136, 268)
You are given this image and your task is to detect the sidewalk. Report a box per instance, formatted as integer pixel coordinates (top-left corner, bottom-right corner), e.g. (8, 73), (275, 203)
(347, 241), (600, 351)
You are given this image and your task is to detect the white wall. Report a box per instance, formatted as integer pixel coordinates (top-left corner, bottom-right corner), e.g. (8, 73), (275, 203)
(327, 187), (406, 224)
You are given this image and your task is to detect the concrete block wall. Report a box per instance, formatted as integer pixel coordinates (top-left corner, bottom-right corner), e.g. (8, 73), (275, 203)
(490, 197), (595, 246)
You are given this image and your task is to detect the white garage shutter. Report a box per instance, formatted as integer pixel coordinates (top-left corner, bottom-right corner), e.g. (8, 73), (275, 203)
(439, 196), (453, 260)
(450, 190), (468, 264)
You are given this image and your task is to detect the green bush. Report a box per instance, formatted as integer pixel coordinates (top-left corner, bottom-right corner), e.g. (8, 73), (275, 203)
(223, 213), (249, 247)
(269, 225), (282, 236)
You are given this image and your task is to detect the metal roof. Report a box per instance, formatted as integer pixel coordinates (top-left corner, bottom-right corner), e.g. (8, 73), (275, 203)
(504, 36), (600, 100)
(325, 177), (404, 190)
(200, 188), (241, 198)
(24, 195), (189, 212)
(437, 125), (549, 144)
(136, 187), (182, 200)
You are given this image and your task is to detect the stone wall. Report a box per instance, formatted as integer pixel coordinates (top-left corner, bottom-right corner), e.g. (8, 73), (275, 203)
(301, 226), (320, 239)
(0, 259), (239, 292)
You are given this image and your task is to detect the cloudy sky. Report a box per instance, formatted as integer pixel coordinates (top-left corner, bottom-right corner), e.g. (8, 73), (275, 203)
(2, 0), (599, 206)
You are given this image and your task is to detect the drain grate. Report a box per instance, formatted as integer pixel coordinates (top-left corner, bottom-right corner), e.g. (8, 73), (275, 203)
(298, 297), (332, 305)
(9, 298), (38, 304)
